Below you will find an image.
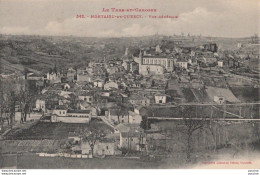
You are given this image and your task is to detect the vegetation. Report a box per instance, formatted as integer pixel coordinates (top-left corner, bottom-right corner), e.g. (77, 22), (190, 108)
(80, 123), (106, 155)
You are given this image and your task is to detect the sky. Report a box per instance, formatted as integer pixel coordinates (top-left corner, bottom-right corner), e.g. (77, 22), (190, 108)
(0, 0), (259, 38)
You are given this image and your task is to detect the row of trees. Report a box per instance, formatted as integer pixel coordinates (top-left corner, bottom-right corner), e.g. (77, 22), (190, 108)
(145, 105), (259, 162)
(0, 78), (36, 132)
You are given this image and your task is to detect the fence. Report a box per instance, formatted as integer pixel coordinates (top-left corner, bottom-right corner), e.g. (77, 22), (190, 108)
(37, 152), (93, 159)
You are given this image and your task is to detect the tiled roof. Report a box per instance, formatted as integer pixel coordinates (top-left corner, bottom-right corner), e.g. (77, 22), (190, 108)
(67, 109), (90, 114)
(54, 105), (67, 110)
(121, 131), (140, 138)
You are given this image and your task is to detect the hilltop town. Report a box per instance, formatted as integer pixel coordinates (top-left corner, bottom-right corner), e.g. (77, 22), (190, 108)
(0, 34), (259, 168)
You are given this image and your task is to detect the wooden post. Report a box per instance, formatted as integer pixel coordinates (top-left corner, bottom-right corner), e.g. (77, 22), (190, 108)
(223, 104), (226, 118)
(210, 106), (213, 128)
(218, 125), (221, 146)
(251, 104), (254, 127)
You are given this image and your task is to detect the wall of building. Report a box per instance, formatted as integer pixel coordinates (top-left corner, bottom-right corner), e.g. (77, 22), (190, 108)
(119, 135), (139, 151)
(155, 95), (166, 104)
(55, 116), (91, 123)
(53, 109), (67, 116)
(139, 64), (164, 75)
(94, 81), (104, 88)
(36, 99), (45, 111)
(177, 62), (188, 69)
(128, 111), (142, 124)
(108, 114), (129, 123)
(142, 57), (174, 72)
(104, 82), (118, 90)
(78, 96), (93, 103)
(134, 56), (172, 74)
(81, 141), (116, 155)
(77, 74), (91, 82)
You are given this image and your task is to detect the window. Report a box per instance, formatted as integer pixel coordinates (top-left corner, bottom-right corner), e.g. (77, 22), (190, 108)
(59, 111), (61, 114)
(106, 146), (109, 150)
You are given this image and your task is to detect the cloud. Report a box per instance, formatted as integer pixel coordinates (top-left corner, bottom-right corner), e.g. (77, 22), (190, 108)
(122, 23), (157, 37)
(44, 17), (97, 36)
(0, 1), (259, 37)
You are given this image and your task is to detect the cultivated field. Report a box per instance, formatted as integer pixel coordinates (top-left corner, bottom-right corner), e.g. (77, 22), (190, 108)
(5, 119), (114, 140)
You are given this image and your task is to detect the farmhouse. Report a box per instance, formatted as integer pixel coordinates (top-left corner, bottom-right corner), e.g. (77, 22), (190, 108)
(79, 139), (117, 156)
(76, 91), (94, 103)
(50, 108), (91, 123)
(119, 131), (146, 151)
(154, 93), (167, 104)
(206, 86), (240, 104)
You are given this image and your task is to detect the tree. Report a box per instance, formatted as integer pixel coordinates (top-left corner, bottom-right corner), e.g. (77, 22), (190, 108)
(140, 115), (151, 130)
(17, 84), (34, 123)
(53, 63), (58, 74)
(80, 126), (105, 156)
(180, 106), (205, 162)
(24, 68), (29, 79)
(151, 80), (155, 87)
(115, 103), (129, 124)
(0, 79), (17, 132)
(69, 93), (78, 109)
(0, 90), (7, 132)
(7, 90), (16, 131)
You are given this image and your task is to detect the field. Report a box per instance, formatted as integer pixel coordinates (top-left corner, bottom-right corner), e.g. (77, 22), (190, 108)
(0, 153), (201, 169)
(16, 154), (163, 169)
(1, 119), (260, 169)
(1, 148), (260, 169)
(5, 119), (114, 140)
(230, 87), (260, 102)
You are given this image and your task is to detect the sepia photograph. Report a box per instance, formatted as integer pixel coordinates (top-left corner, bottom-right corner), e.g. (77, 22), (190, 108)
(0, 0), (259, 173)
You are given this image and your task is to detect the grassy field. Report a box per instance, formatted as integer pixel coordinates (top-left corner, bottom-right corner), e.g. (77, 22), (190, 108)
(6, 119), (114, 140)
(230, 87), (260, 102)
(1, 148), (259, 169)
(0, 154), (163, 169)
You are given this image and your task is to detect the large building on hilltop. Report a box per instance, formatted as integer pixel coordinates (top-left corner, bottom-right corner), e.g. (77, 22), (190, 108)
(141, 56), (174, 72)
(134, 50), (174, 75)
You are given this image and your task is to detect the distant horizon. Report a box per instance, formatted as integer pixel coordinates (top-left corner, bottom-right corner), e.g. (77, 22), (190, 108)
(0, 33), (257, 39)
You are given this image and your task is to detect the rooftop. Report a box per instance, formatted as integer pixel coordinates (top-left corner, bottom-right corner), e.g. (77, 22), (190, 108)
(67, 109), (91, 114)
(121, 131), (140, 138)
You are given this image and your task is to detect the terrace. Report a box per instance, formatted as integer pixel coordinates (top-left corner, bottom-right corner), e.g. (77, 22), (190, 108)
(5, 119), (114, 140)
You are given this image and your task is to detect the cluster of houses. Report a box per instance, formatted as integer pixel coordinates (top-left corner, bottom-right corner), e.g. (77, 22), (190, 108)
(15, 39), (258, 157)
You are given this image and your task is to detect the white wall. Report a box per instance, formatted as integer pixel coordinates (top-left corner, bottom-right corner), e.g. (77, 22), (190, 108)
(55, 116), (91, 123)
(155, 95), (166, 104)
